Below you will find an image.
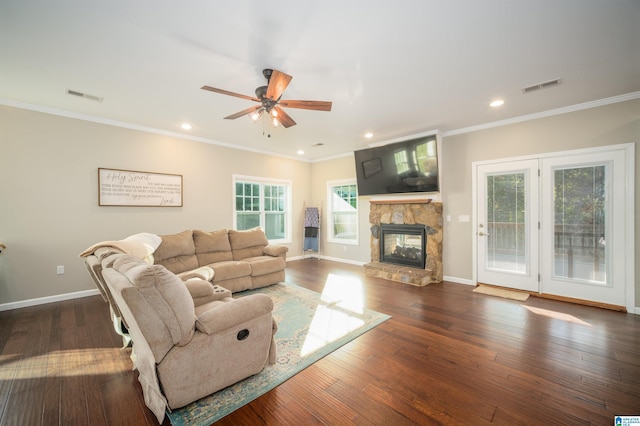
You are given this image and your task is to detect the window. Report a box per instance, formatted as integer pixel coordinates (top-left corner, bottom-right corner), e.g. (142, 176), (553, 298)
(327, 179), (358, 245)
(233, 175), (291, 243)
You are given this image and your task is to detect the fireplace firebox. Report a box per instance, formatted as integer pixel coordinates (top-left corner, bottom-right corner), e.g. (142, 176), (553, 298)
(379, 224), (427, 269)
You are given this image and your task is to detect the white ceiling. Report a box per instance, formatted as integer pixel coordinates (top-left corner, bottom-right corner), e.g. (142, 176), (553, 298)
(2, 1), (639, 161)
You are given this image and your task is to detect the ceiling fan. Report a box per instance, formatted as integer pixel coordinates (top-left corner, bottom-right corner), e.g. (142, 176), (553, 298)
(201, 69), (332, 128)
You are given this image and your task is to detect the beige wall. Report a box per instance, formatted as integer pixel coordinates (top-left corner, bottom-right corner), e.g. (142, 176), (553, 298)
(1, 98), (638, 307)
(0, 107), (311, 304)
(311, 99), (640, 306)
(309, 154), (371, 263)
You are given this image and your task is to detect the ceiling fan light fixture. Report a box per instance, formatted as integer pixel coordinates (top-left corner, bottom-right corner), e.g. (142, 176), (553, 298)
(250, 110), (263, 122)
(201, 68), (331, 130)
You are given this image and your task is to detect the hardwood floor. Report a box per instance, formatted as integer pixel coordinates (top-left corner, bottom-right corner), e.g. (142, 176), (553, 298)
(1, 259), (639, 425)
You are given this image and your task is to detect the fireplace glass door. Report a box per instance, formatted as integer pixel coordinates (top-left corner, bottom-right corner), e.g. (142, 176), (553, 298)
(380, 224), (426, 269)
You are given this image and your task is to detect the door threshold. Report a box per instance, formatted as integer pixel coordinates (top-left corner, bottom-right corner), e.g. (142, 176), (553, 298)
(534, 293), (627, 313)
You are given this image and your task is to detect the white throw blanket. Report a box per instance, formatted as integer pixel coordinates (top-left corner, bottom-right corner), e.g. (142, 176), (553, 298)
(79, 232), (162, 261)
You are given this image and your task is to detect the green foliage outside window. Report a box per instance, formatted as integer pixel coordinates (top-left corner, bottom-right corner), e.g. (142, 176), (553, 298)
(235, 180), (288, 240)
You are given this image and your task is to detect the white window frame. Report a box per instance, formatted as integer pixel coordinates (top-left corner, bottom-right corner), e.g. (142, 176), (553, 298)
(326, 178), (359, 245)
(233, 174), (292, 244)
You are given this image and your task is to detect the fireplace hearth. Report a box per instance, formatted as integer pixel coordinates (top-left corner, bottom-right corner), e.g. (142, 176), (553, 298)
(380, 224), (427, 269)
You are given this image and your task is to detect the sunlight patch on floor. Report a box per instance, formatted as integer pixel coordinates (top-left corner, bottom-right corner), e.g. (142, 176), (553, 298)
(0, 348), (130, 379)
(321, 273), (365, 314)
(524, 305), (592, 326)
(300, 273), (366, 356)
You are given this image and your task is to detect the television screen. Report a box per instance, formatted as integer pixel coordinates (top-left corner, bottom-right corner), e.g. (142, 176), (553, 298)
(354, 135), (439, 196)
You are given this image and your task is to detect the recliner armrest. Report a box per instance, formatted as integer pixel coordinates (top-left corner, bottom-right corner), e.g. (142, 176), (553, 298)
(183, 279), (231, 306)
(195, 294), (273, 335)
(263, 245), (288, 257)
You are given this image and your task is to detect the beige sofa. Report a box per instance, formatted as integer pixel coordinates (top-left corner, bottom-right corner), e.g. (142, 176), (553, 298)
(154, 228), (288, 292)
(82, 228), (288, 345)
(100, 253), (277, 423)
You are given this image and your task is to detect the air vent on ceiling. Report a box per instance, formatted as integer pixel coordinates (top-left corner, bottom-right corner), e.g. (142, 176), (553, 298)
(311, 142), (325, 147)
(521, 78), (561, 94)
(66, 89), (103, 102)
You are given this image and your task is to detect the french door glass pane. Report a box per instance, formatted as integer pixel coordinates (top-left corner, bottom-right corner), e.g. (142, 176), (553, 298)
(486, 172), (527, 274)
(553, 166), (606, 283)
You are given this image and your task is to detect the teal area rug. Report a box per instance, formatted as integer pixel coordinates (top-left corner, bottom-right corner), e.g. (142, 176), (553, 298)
(166, 281), (390, 425)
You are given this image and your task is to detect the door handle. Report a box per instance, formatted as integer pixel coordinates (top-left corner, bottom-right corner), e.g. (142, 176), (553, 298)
(478, 232), (489, 236)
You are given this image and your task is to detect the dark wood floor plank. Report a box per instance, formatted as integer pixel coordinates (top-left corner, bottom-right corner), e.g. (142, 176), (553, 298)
(1, 258), (639, 425)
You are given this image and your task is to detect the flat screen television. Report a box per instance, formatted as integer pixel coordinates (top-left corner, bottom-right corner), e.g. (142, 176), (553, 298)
(354, 134), (439, 196)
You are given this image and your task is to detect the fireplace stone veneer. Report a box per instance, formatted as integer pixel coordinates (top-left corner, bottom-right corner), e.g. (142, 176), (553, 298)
(365, 199), (443, 286)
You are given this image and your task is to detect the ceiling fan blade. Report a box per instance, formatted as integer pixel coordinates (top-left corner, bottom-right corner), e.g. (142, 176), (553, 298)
(201, 85), (260, 102)
(273, 106), (296, 128)
(279, 100), (332, 111)
(266, 70), (292, 100)
(224, 105), (263, 120)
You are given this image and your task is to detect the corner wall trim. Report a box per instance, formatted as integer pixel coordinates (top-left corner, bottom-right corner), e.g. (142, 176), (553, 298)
(0, 289), (100, 312)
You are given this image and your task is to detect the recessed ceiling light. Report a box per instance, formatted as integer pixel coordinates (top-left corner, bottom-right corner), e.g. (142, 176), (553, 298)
(490, 100), (504, 108)
(364, 132), (374, 138)
(297, 150), (305, 155)
(181, 123), (192, 130)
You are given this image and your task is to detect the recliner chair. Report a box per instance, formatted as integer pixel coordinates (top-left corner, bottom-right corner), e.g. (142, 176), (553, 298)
(100, 253), (277, 423)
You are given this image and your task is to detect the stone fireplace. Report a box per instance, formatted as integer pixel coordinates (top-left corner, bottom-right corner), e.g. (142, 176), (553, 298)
(365, 199), (443, 286)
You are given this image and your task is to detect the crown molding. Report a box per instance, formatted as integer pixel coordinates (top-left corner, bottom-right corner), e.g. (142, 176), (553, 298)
(0, 98), (309, 163)
(442, 91), (640, 137)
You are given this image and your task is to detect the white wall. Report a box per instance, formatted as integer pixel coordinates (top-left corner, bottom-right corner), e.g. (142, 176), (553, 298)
(0, 106), (311, 305)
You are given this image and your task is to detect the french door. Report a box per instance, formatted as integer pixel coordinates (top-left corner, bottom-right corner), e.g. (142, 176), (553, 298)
(475, 145), (633, 310)
(540, 150), (627, 307)
(476, 159), (539, 292)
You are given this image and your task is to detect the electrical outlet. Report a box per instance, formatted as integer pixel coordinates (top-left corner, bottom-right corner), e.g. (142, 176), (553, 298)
(57, 265), (64, 275)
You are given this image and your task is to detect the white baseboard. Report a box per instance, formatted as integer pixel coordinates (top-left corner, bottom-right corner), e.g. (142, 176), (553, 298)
(318, 255), (365, 266)
(287, 254), (365, 266)
(0, 288), (100, 312)
(443, 276), (475, 286)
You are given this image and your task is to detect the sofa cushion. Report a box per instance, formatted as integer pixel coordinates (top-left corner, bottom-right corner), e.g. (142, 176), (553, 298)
(193, 229), (233, 265)
(244, 256), (286, 277)
(228, 228), (268, 260)
(210, 260), (252, 281)
(154, 230), (198, 274)
(114, 256), (196, 347)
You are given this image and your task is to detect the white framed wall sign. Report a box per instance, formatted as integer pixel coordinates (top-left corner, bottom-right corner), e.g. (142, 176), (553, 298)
(98, 168), (183, 207)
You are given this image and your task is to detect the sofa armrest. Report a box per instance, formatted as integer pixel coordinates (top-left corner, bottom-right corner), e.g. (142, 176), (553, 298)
(183, 280), (231, 306)
(177, 266), (215, 282)
(263, 244), (288, 258)
(195, 294), (273, 335)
